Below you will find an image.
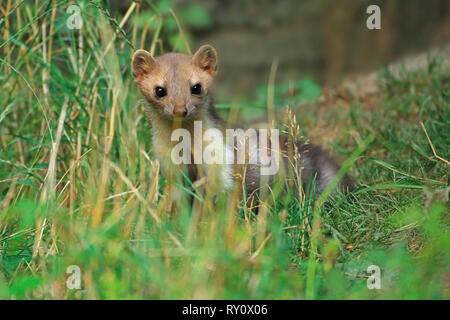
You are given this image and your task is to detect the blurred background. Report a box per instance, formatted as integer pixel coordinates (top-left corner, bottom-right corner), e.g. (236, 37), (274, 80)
(109, 0), (450, 99)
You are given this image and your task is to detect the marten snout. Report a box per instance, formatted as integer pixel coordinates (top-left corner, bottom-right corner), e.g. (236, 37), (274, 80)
(173, 105), (187, 117)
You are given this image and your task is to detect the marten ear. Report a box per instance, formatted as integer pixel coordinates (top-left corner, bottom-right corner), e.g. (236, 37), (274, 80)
(132, 49), (157, 82)
(193, 45), (218, 76)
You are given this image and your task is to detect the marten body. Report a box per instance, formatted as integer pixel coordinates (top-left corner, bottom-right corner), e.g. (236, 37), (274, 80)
(132, 45), (354, 201)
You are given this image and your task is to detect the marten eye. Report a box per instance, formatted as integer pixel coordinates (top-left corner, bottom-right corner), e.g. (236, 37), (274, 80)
(154, 86), (167, 98)
(191, 83), (202, 95)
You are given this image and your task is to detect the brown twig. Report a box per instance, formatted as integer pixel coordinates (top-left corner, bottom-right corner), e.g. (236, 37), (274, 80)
(420, 121), (450, 166)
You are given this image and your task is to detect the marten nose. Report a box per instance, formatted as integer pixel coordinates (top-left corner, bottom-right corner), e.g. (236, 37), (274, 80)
(173, 105), (187, 117)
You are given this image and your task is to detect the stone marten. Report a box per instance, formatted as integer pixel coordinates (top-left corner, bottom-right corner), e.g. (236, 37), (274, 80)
(131, 45), (354, 203)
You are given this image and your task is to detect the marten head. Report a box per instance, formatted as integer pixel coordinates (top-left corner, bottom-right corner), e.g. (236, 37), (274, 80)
(132, 45), (218, 120)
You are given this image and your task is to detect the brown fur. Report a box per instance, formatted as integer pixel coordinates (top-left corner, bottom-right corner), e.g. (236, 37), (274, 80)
(132, 45), (355, 203)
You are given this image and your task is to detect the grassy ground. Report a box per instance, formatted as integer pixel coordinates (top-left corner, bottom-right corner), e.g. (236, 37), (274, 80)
(0, 1), (449, 299)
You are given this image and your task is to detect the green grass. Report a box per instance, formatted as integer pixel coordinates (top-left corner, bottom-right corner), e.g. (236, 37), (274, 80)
(0, 0), (449, 299)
